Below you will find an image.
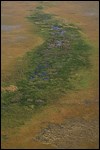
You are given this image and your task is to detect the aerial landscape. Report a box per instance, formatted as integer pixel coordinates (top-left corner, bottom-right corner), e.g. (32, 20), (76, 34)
(1, 1), (99, 149)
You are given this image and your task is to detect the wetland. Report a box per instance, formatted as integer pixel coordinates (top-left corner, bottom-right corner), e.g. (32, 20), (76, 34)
(1, 1), (99, 149)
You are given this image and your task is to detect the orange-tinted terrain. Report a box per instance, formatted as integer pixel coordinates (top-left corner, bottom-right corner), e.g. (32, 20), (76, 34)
(1, 1), (99, 149)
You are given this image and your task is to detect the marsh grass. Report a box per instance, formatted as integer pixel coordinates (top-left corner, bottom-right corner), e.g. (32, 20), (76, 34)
(1, 9), (91, 128)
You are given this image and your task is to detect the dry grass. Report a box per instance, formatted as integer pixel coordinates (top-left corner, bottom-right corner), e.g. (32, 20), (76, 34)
(1, 85), (18, 92)
(1, 1), (99, 149)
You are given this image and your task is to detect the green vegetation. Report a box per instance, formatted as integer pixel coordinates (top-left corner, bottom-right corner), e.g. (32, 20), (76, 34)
(1, 9), (91, 128)
(36, 5), (44, 10)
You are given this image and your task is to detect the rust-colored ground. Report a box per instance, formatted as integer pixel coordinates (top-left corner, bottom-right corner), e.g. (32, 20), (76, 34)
(1, 1), (99, 149)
